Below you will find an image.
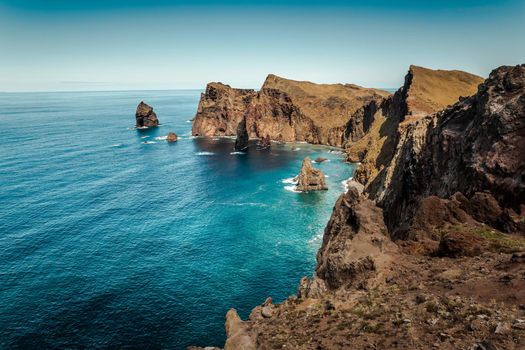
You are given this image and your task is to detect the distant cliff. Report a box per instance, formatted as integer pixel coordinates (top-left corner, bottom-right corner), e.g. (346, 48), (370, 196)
(191, 74), (390, 146)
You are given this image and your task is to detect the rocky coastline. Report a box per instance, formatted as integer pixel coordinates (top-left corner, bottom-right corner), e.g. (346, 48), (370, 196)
(191, 64), (525, 349)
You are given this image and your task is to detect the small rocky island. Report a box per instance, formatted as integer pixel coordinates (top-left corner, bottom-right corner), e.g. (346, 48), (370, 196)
(135, 101), (159, 128)
(166, 132), (178, 142)
(296, 157), (328, 192)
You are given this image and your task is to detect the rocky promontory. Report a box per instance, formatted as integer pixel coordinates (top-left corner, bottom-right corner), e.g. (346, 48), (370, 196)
(194, 65), (525, 350)
(135, 101), (159, 128)
(296, 157), (328, 192)
(191, 74), (390, 146)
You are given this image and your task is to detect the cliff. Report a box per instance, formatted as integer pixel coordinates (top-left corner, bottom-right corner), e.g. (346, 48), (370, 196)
(347, 65), (484, 187)
(191, 74), (389, 146)
(295, 157), (328, 192)
(193, 65), (525, 350)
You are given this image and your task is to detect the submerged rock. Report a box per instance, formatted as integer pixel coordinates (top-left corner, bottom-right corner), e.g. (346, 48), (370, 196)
(166, 132), (178, 142)
(234, 116), (249, 151)
(296, 157), (328, 192)
(314, 157), (328, 163)
(135, 101), (159, 128)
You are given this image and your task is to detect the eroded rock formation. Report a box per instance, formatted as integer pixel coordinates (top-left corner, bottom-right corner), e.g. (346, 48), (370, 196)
(192, 74), (389, 146)
(166, 132), (178, 142)
(295, 157), (328, 192)
(194, 65), (525, 350)
(234, 116), (249, 151)
(135, 101), (159, 128)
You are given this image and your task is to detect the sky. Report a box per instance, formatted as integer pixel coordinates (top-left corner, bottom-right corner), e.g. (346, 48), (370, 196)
(0, 0), (524, 92)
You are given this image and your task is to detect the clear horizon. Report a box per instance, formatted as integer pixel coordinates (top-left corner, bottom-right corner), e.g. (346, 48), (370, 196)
(1, 0), (524, 92)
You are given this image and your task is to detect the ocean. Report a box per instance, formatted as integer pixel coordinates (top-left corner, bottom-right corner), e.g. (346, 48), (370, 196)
(0, 90), (355, 349)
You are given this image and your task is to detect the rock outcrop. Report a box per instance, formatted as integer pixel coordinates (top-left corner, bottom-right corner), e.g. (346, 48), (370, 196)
(234, 116), (249, 151)
(135, 101), (159, 128)
(192, 83), (256, 136)
(166, 132), (178, 142)
(295, 157), (328, 192)
(346, 65), (483, 188)
(195, 65), (525, 350)
(192, 74), (389, 146)
(256, 135), (271, 150)
(372, 65), (525, 239)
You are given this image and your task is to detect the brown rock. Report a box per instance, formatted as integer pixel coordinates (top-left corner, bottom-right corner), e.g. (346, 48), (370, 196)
(256, 135), (271, 150)
(234, 116), (249, 151)
(314, 157), (328, 163)
(166, 132), (178, 142)
(135, 101), (159, 128)
(295, 157), (328, 192)
(192, 74), (389, 146)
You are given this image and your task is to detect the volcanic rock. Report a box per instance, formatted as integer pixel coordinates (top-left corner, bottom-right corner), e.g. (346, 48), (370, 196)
(295, 157), (328, 192)
(192, 74), (389, 146)
(166, 132), (178, 142)
(234, 116), (249, 151)
(135, 101), (159, 128)
(256, 135), (271, 150)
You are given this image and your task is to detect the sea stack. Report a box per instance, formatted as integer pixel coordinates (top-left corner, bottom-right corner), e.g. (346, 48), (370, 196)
(166, 132), (178, 142)
(296, 157), (328, 191)
(234, 117), (249, 151)
(135, 101), (159, 128)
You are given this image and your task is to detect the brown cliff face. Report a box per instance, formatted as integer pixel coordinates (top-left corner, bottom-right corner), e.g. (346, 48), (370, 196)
(191, 75), (389, 146)
(348, 65), (484, 189)
(191, 83), (256, 136)
(374, 65), (525, 238)
(135, 101), (159, 127)
(194, 65), (525, 350)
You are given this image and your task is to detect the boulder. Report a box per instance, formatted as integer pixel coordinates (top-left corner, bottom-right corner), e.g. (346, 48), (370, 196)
(295, 157), (328, 192)
(166, 132), (178, 142)
(256, 135), (271, 150)
(135, 101), (159, 127)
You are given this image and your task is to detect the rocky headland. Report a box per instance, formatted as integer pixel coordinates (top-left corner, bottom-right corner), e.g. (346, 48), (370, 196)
(135, 101), (160, 128)
(192, 64), (525, 350)
(234, 116), (249, 151)
(191, 74), (390, 146)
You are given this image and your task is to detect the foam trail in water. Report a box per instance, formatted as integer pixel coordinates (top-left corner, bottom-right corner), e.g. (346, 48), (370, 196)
(230, 151), (246, 155)
(196, 151), (215, 156)
(155, 136), (168, 141)
(282, 177), (297, 184)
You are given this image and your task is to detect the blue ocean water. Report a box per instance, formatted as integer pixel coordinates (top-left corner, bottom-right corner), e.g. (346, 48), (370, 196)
(0, 90), (354, 349)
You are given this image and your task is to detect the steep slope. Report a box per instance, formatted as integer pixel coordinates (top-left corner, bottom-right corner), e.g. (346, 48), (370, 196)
(192, 65), (525, 350)
(347, 65), (484, 189)
(191, 83), (256, 137)
(191, 75), (389, 146)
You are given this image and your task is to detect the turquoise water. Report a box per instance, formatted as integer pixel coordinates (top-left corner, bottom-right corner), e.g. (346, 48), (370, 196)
(0, 90), (354, 349)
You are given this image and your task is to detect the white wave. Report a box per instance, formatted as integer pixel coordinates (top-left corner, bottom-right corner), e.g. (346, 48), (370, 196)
(186, 120), (192, 123)
(136, 126), (149, 130)
(282, 177), (298, 184)
(292, 147), (301, 151)
(308, 232), (324, 245)
(341, 177), (354, 192)
(284, 185), (301, 193)
(142, 141), (157, 144)
(230, 151), (246, 155)
(110, 143), (124, 148)
(196, 151), (215, 156)
(155, 136), (168, 141)
(140, 135), (149, 139)
(213, 137), (220, 141)
(325, 175), (330, 178)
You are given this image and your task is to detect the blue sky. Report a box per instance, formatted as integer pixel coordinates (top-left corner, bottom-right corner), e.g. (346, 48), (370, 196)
(0, 0), (524, 91)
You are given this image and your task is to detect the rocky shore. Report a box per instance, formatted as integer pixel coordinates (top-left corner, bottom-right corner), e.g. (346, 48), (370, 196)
(191, 64), (525, 349)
